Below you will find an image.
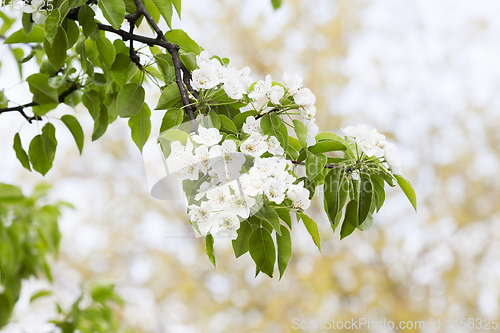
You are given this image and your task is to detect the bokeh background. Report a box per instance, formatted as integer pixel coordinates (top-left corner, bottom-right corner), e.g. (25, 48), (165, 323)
(1, 0), (500, 332)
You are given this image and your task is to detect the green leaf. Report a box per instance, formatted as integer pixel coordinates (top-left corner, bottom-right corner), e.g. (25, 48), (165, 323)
(151, 0), (173, 28)
(394, 174), (417, 212)
(255, 205), (281, 235)
(249, 228), (276, 278)
(155, 83), (181, 110)
(340, 200), (358, 240)
(324, 167), (342, 226)
(5, 26), (45, 44)
(78, 4), (98, 38)
(231, 111), (256, 129)
(0, 89), (8, 108)
(110, 53), (138, 86)
(13, 133), (31, 171)
(96, 36), (116, 69)
(117, 83), (145, 118)
(218, 114), (237, 134)
(276, 225), (292, 279)
(0, 183), (24, 201)
(43, 27), (68, 69)
(44, 9), (61, 45)
(159, 128), (190, 144)
(61, 115), (84, 154)
(0, 11), (16, 36)
(371, 174), (385, 212)
(128, 103), (151, 152)
(30, 290), (52, 303)
(209, 110), (222, 130)
(305, 152), (327, 179)
(275, 207), (291, 228)
(159, 108), (184, 133)
(308, 140), (346, 154)
(300, 214), (321, 251)
(92, 103), (109, 141)
(62, 18), (80, 48)
(358, 175), (373, 224)
(98, 0), (125, 30)
(293, 119), (307, 149)
(205, 234), (216, 267)
(164, 29), (202, 54)
(232, 220), (254, 258)
(29, 123), (58, 176)
(271, 0), (282, 10)
(171, 0), (181, 18)
(27, 74), (59, 104)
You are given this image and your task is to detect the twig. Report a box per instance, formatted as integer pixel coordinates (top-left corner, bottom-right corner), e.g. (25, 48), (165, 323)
(288, 159), (343, 169)
(0, 83), (79, 123)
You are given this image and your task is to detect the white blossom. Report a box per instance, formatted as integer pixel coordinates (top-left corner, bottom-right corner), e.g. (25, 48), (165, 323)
(248, 75), (272, 99)
(191, 66), (221, 90)
(223, 77), (245, 100)
(192, 126), (223, 147)
(342, 125), (385, 157)
(240, 134), (269, 157)
(23, 0), (47, 24)
(287, 182), (311, 211)
(384, 143), (402, 174)
(306, 119), (319, 147)
(267, 85), (285, 105)
(188, 202), (213, 236)
(196, 51), (221, 69)
(294, 88), (316, 107)
(266, 135), (284, 156)
(283, 71), (303, 95)
(206, 184), (231, 210)
(242, 116), (263, 135)
(264, 179), (286, 204)
(226, 193), (256, 218)
(210, 213), (240, 239)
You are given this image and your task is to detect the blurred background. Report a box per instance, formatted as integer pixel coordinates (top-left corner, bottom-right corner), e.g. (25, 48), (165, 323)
(1, 0), (500, 332)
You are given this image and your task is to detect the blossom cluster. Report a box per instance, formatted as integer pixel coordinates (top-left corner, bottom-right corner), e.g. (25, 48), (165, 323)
(22, 0), (48, 24)
(166, 117), (311, 239)
(342, 124), (402, 174)
(191, 51), (319, 146)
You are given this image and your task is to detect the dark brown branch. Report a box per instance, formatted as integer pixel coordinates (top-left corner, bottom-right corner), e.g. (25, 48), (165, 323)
(131, 0), (197, 133)
(126, 10), (143, 69)
(0, 83), (79, 123)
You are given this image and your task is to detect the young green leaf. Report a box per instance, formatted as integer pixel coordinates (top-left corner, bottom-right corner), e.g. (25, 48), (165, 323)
(159, 129), (190, 145)
(308, 140), (346, 154)
(27, 73), (59, 105)
(324, 167), (342, 225)
(78, 4), (98, 38)
(249, 228), (276, 278)
(155, 83), (181, 110)
(255, 205), (281, 235)
(44, 9), (60, 45)
(98, 0), (126, 30)
(340, 200), (358, 239)
(209, 110), (222, 130)
(305, 152), (327, 179)
(4, 26), (45, 44)
(29, 123), (57, 176)
(358, 175), (373, 224)
(232, 110), (257, 129)
(43, 27), (68, 69)
(164, 29), (202, 54)
(13, 133), (31, 171)
(151, 0), (173, 28)
(160, 108), (184, 133)
(96, 36), (116, 69)
(232, 220), (254, 258)
(271, 0), (282, 10)
(171, 0), (181, 18)
(218, 114), (238, 134)
(117, 83), (145, 118)
(300, 214), (321, 251)
(128, 103), (151, 152)
(61, 115), (84, 154)
(205, 234), (216, 267)
(394, 174), (417, 211)
(110, 53), (138, 86)
(371, 174), (385, 212)
(293, 119), (307, 149)
(91, 103), (109, 141)
(276, 225), (292, 279)
(275, 207), (291, 228)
